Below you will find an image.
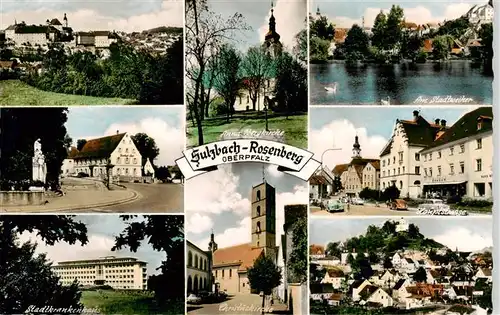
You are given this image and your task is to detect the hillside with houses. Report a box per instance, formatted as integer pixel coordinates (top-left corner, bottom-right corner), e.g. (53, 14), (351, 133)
(309, 219), (492, 314)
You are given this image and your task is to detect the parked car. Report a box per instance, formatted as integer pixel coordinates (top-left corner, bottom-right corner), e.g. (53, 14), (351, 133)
(186, 294), (202, 304)
(390, 199), (408, 210)
(327, 199), (345, 212)
(418, 199), (453, 213)
(351, 198), (365, 205)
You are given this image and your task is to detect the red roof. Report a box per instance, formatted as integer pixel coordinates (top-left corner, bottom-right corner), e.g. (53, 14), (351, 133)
(309, 244), (325, 255)
(213, 243), (264, 272)
(332, 163), (349, 175)
(69, 133), (126, 159)
(310, 175), (327, 185)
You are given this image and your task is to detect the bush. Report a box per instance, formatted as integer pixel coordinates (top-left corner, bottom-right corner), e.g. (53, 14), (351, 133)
(457, 198), (493, 208)
(359, 187), (381, 201)
(416, 50), (428, 63)
(446, 195), (462, 204)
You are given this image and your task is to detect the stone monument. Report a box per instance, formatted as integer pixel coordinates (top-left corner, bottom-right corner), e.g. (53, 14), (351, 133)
(32, 139), (47, 183)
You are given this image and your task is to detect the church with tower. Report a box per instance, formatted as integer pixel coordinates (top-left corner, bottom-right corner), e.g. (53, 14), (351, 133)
(332, 135), (381, 197)
(208, 177), (279, 294)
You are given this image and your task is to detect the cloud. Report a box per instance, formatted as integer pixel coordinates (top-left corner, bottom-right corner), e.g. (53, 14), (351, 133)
(102, 117), (183, 167)
(193, 217), (252, 250)
(186, 213), (214, 235)
(309, 119), (388, 170)
(433, 227), (493, 252)
(328, 3), (474, 28)
(267, 164), (284, 178)
(258, 0), (306, 51)
(185, 165), (251, 216)
(1, 0), (183, 31)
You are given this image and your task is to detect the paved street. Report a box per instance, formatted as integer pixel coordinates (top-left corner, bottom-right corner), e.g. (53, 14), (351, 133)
(188, 294), (288, 315)
(310, 203), (416, 216)
(89, 183), (183, 213)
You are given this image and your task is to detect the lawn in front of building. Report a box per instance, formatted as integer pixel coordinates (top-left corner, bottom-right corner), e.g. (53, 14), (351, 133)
(187, 112), (307, 149)
(80, 289), (184, 315)
(0, 80), (136, 105)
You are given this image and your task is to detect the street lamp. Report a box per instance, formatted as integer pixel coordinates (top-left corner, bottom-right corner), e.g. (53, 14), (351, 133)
(319, 148), (342, 202)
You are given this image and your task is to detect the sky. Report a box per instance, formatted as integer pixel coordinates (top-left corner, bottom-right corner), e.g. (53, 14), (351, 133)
(310, 0), (487, 28)
(206, 0), (307, 53)
(17, 215), (174, 275)
(1, 0), (183, 32)
(66, 106), (184, 167)
(185, 163), (308, 250)
(309, 106), (481, 171)
(310, 217), (493, 252)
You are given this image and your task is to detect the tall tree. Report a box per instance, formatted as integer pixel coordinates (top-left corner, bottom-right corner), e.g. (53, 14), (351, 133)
(213, 45), (241, 122)
(241, 46), (273, 111)
(76, 139), (87, 151)
(0, 216), (88, 314)
(131, 133), (160, 164)
(0, 108), (72, 190)
(371, 11), (387, 50)
(289, 217), (307, 284)
(185, 0), (248, 145)
(293, 28), (308, 64)
(478, 23), (493, 74)
(385, 5), (404, 52)
(112, 215), (184, 302)
(310, 15), (335, 41)
(344, 24), (370, 59)
(273, 52), (307, 117)
(326, 242), (341, 258)
(247, 254), (282, 314)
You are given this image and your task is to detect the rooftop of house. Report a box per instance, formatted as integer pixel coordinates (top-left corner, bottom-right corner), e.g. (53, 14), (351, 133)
(326, 269), (344, 278)
(332, 163), (349, 176)
(309, 244), (325, 255)
(213, 243), (264, 272)
(310, 283), (335, 294)
(67, 133), (126, 160)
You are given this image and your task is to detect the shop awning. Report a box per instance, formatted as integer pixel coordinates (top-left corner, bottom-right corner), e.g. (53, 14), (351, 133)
(422, 181), (467, 186)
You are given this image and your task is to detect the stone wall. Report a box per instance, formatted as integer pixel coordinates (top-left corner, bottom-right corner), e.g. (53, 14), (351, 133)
(0, 191), (44, 206)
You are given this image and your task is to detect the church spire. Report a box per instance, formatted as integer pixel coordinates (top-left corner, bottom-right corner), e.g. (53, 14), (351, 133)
(269, 1), (276, 33)
(352, 134), (361, 158)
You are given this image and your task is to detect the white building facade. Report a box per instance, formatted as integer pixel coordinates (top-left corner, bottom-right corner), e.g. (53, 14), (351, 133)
(418, 107), (493, 199)
(186, 240), (212, 294)
(52, 256), (147, 290)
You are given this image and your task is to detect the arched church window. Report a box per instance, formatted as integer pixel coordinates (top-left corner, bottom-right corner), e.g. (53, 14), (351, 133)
(256, 206), (261, 216)
(256, 221), (261, 233)
(256, 190), (261, 200)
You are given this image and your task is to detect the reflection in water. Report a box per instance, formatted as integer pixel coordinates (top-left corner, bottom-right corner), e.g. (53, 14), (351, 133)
(310, 61), (493, 105)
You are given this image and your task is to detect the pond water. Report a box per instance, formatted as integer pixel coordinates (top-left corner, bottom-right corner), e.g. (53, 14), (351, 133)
(310, 60), (493, 105)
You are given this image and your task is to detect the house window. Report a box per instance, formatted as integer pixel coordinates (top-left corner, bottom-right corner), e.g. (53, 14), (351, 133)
(450, 164), (454, 175)
(460, 162), (465, 173)
(133, 158), (137, 164)
(415, 153), (420, 161)
(476, 139), (482, 149)
(437, 166), (441, 176)
(402, 166), (405, 173)
(256, 221), (261, 233)
(437, 151), (442, 159)
(247, 96), (249, 103)
(119, 148), (122, 153)
(474, 183), (485, 197)
(476, 159), (482, 171)
(383, 160), (386, 167)
(229, 269), (232, 278)
(125, 168), (129, 174)
(429, 153), (432, 161)
(393, 157), (396, 164)
(117, 158), (120, 164)
(424, 154), (427, 162)
(477, 122), (482, 130)
(126, 158), (129, 164)
(398, 167), (400, 175)
(222, 270), (224, 278)
(460, 144), (465, 153)
(415, 166), (420, 175)
(450, 147), (454, 155)
(429, 168), (433, 176)
(398, 152), (403, 162)
(126, 148), (129, 153)
(387, 159), (390, 166)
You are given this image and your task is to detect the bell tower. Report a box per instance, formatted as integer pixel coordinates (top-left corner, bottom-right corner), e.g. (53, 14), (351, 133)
(250, 170), (276, 260)
(263, 1), (282, 58)
(352, 135), (361, 158)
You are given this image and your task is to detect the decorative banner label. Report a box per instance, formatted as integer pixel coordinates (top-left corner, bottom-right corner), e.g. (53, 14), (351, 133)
(176, 140), (321, 181)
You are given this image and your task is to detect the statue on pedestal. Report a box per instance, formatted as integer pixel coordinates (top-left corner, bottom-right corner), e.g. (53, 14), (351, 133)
(32, 139), (47, 183)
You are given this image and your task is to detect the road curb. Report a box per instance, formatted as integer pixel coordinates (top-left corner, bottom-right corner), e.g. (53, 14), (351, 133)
(2, 190), (140, 213)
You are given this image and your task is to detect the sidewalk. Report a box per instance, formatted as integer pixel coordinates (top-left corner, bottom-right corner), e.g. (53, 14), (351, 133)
(1, 189), (139, 213)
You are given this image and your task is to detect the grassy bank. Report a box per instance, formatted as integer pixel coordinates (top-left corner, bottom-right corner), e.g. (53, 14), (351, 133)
(0, 80), (136, 105)
(187, 113), (307, 149)
(80, 290), (183, 315)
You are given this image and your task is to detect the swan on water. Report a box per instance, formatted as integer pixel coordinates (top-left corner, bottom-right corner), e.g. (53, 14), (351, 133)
(324, 82), (338, 94)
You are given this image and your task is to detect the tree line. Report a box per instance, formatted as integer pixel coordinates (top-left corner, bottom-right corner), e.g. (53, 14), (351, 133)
(13, 39), (183, 104)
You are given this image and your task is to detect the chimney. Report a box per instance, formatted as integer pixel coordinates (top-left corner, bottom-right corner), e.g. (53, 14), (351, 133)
(441, 120), (446, 127)
(435, 119), (440, 125)
(413, 110), (419, 121)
